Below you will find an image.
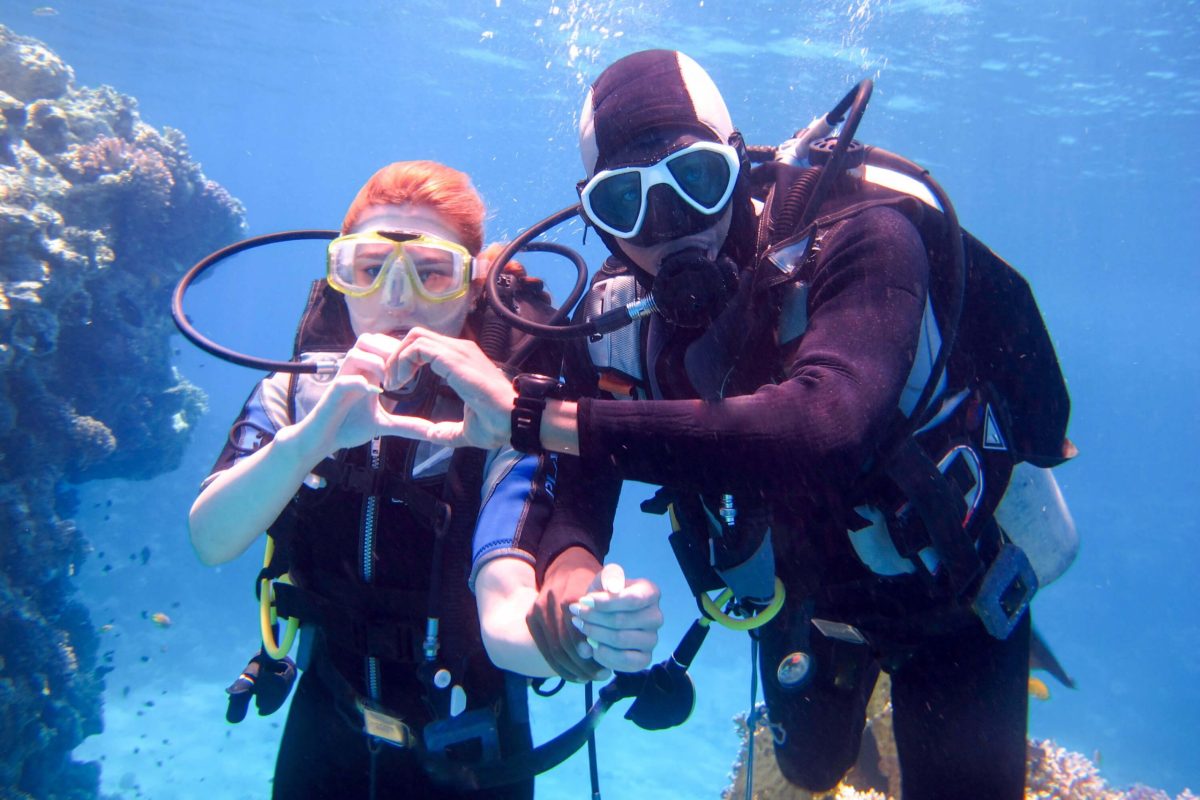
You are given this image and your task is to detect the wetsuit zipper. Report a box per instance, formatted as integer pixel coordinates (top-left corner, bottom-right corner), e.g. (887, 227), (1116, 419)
(362, 436), (382, 701)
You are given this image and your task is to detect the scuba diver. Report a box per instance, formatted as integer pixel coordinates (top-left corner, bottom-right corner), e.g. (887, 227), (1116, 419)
(380, 52), (1077, 799)
(186, 160), (663, 799)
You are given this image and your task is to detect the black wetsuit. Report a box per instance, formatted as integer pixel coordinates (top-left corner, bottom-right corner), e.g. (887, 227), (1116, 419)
(541, 202), (1031, 799)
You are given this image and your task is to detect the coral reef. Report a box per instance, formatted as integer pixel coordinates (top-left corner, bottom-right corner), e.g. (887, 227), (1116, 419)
(723, 675), (1196, 800)
(0, 24), (244, 800)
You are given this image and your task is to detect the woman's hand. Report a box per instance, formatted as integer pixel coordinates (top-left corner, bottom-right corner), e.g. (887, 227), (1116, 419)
(299, 332), (417, 457)
(568, 563), (664, 674)
(379, 327), (516, 449)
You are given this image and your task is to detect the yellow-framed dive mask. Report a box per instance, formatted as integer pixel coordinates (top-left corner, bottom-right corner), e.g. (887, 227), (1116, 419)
(326, 230), (472, 303)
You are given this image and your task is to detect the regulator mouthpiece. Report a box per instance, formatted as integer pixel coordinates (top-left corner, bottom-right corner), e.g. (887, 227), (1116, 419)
(650, 248), (738, 328)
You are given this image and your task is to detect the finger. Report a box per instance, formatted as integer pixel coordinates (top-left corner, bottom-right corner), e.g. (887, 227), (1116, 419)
(585, 563), (624, 594)
(529, 614), (603, 683)
(571, 617), (659, 653)
(395, 332), (496, 400)
(552, 601), (607, 682)
(354, 332), (403, 358)
(376, 415), (468, 447)
(600, 563), (626, 593)
(594, 647), (653, 673)
(395, 327), (478, 367)
(326, 374), (384, 403)
(591, 641), (654, 673)
(573, 580), (661, 615)
(338, 349), (388, 385)
(398, 326), (471, 351)
(384, 348), (426, 391)
(573, 606), (664, 634)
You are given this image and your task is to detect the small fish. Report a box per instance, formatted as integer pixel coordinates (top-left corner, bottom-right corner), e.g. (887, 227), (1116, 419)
(33, 6), (59, 16)
(150, 612), (172, 628)
(99, 624), (114, 633)
(1028, 676), (1050, 701)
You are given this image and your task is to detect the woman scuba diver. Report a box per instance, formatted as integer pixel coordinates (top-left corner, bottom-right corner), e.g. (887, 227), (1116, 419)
(187, 160), (663, 799)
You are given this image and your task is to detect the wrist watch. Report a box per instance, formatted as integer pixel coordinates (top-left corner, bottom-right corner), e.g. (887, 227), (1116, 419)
(511, 373), (562, 454)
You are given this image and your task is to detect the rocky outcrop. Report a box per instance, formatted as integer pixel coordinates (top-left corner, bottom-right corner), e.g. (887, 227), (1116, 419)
(0, 24), (245, 800)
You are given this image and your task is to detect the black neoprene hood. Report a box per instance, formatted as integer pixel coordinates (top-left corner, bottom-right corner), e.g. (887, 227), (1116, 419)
(579, 49), (736, 176)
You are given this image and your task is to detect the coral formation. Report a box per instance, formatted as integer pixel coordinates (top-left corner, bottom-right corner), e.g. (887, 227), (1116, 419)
(0, 24), (244, 800)
(723, 676), (1196, 800)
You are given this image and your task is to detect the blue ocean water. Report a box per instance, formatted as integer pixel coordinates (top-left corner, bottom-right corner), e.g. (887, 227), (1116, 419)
(4, 0), (1197, 796)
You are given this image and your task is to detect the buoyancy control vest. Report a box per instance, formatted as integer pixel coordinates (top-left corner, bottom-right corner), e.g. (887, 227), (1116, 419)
(579, 148), (1077, 641)
(256, 276), (560, 761)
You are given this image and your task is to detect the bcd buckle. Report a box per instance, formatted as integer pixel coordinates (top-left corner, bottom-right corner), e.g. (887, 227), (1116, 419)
(424, 708), (502, 763)
(359, 702), (416, 748)
(971, 543), (1037, 640)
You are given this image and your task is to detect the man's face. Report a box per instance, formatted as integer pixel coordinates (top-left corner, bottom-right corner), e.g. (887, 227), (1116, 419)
(597, 129), (735, 276)
(615, 205), (732, 277)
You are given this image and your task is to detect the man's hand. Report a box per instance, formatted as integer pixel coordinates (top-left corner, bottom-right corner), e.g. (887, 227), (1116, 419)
(569, 563), (663, 673)
(526, 547), (607, 682)
(377, 327), (515, 449)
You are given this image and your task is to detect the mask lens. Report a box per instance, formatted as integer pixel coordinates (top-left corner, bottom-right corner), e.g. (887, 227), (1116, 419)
(587, 170), (643, 234)
(666, 149), (732, 209)
(328, 237), (393, 294)
(406, 244), (468, 300)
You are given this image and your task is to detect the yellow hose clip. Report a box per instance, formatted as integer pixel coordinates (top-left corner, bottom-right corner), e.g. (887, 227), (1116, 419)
(259, 536), (299, 660)
(670, 501), (786, 631)
(698, 578), (786, 631)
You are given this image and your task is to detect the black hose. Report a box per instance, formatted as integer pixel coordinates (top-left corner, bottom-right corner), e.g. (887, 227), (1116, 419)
(484, 206), (604, 340)
(746, 144), (777, 164)
(769, 166), (821, 241)
(478, 307), (512, 364)
(171, 230), (339, 373)
(174, 229), (591, 372)
(793, 80), (874, 236)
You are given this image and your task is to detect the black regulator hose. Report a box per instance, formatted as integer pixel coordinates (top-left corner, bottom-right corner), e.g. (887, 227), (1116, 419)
(745, 144), (778, 164)
(484, 205), (621, 340)
(173, 229), (591, 373)
(793, 79), (874, 235)
(172, 230), (339, 374)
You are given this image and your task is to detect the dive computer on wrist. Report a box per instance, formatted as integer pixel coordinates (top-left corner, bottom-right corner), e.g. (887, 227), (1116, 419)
(511, 373), (561, 454)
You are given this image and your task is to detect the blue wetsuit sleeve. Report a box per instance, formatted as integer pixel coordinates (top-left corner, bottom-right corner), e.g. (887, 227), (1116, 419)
(469, 450), (556, 592)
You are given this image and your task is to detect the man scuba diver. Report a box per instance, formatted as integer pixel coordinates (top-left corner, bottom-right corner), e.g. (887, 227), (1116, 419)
(384, 51), (1075, 799)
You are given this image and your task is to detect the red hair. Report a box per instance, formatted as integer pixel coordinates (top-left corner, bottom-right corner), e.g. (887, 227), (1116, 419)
(341, 161), (485, 255)
(474, 242), (551, 305)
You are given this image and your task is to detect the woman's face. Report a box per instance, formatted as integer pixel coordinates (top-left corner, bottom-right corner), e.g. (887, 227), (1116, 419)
(342, 203), (476, 338)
